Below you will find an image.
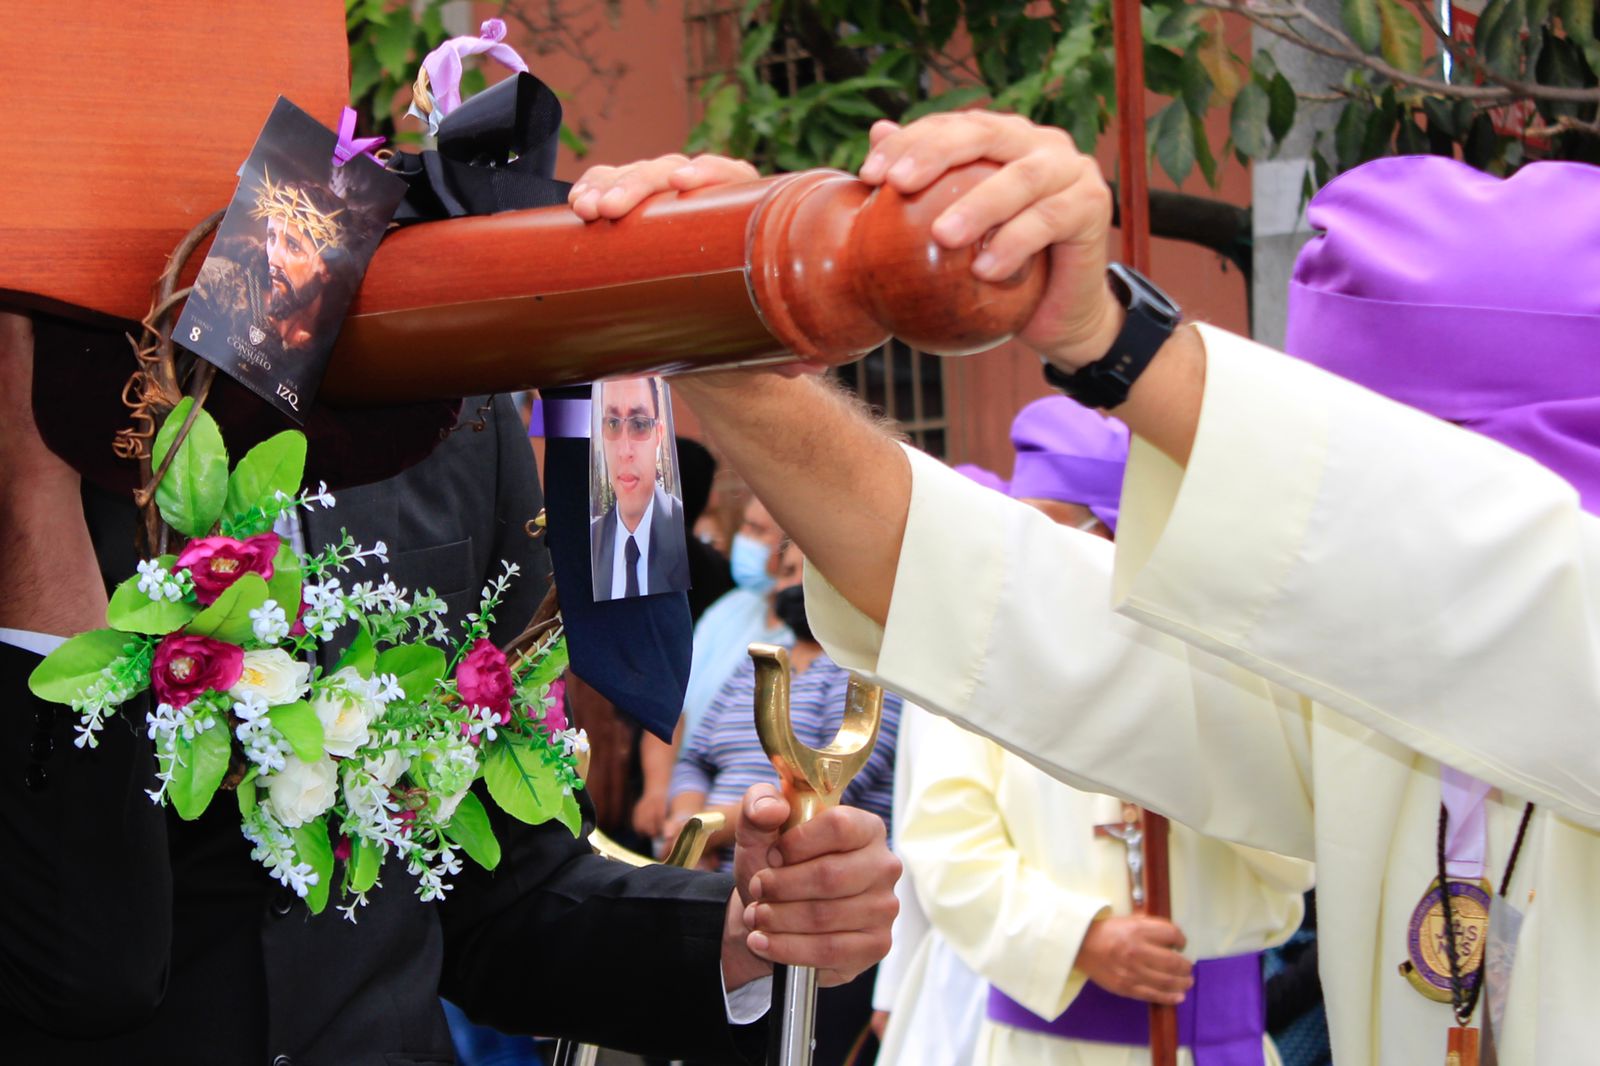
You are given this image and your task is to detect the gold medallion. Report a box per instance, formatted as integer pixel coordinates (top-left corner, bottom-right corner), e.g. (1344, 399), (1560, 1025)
(1400, 877), (1492, 1002)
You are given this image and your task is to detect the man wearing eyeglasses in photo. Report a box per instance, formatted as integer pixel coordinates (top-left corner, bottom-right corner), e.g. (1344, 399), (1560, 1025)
(591, 375), (691, 600)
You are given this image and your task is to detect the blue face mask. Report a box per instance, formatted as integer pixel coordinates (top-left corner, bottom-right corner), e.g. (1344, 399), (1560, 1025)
(730, 533), (776, 593)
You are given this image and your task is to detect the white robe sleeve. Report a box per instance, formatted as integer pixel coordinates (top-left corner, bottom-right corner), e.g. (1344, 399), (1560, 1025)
(896, 711), (1109, 1020)
(806, 453), (1318, 859)
(1113, 325), (1600, 828)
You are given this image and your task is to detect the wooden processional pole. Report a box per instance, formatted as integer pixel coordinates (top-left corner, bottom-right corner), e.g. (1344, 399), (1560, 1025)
(1111, 2), (1178, 1064)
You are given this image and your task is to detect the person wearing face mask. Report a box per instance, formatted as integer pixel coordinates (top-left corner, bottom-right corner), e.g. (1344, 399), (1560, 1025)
(634, 497), (794, 844)
(667, 541), (901, 870)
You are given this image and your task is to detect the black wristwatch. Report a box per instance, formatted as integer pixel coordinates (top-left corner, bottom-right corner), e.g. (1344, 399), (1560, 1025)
(1041, 263), (1182, 410)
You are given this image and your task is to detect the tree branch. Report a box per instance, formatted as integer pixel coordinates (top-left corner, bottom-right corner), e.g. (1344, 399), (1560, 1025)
(1205, 0), (1600, 103)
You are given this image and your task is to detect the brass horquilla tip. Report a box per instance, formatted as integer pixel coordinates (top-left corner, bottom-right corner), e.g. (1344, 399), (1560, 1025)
(749, 642), (884, 831)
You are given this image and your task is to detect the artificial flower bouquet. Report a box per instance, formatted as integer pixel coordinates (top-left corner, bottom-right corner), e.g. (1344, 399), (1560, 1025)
(28, 399), (583, 919)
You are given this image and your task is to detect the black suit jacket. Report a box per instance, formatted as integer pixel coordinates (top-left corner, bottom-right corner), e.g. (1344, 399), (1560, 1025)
(1, 397), (762, 1065)
(588, 485), (691, 600)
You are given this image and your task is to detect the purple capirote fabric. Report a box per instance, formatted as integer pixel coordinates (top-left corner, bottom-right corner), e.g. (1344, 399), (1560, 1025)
(1007, 395), (1130, 531)
(1286, 155), (1600, 515)
(987, 953), (1266, 1066)
(954, 463), (1009, 494)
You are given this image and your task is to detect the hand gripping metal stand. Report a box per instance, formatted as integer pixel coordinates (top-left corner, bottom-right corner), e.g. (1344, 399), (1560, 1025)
(749, 642), (885, 1066)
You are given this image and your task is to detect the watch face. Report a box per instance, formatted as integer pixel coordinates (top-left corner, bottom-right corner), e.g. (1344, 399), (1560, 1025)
(1112, 263), (1182, 325)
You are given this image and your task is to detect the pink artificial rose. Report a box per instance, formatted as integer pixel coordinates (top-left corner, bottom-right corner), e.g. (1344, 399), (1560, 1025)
(176, 533), (280, 605)
(334, 835), (352, 862)
(455, 638), (514, 724)
(151, 633), (244, 707)
(541, 678), (568, 733)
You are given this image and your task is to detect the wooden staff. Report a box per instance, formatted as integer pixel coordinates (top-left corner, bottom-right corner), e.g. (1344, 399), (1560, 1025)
(318, 163), (1047, 403)
(1110, 1), (1176, 1061)
(749, 643), (884, 1066)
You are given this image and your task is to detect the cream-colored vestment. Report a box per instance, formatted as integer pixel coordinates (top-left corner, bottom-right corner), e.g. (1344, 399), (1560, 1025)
(807, 325), (1600, 1065)
(897, 704), (1307, 1065)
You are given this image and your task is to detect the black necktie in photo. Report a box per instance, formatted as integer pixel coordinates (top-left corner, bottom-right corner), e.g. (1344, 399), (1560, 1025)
(625, 534), (641, 597)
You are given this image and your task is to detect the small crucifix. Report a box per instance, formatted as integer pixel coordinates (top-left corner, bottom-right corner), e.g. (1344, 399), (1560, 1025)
(1095, 801), (1147, 910)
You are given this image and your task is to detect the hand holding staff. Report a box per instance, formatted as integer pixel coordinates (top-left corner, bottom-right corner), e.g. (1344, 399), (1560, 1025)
(749, 643), (886, 1066)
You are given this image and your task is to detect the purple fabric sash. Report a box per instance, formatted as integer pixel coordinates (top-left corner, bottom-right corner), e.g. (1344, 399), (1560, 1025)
(987, 952), (1266, 1066)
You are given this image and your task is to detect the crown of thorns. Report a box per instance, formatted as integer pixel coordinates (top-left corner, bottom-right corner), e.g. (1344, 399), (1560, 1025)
(250, 169), (348, 253)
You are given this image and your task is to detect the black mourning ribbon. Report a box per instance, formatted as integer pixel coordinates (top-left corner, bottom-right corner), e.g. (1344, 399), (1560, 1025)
(389, 71), (573, 223)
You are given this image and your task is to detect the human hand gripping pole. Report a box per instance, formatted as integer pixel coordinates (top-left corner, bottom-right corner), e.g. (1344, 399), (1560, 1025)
(749, 643), (885, 1066)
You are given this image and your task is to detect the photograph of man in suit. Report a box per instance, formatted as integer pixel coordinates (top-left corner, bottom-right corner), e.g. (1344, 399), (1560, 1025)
(591, 375), (691, 600)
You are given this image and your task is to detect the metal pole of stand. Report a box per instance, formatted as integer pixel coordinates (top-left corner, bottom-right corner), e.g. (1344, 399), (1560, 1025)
(749, 643), (883, 1066)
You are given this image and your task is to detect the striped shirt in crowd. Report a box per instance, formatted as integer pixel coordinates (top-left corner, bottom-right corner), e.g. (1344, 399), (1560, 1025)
(670, 653), (901, 871)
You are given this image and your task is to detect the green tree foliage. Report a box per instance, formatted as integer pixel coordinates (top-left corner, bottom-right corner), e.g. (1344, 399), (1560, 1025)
(687, 0), (1600, 191)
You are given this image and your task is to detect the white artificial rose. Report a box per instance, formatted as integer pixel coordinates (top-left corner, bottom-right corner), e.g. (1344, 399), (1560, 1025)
(366, 748), (409, 788)
(266, 753), (339, 827)
(311, 667), (380, 758)
(434, 784), (472, 823)
(229, 649), (310, 707)
(343, 749), (409, 816)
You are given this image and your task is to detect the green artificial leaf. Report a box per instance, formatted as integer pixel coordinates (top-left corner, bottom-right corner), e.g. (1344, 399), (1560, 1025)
(107, 559), (197, 635)
(374, 644), (447, 703)
(517, 637), (569, 694)
(484, 740), (565, 825)
(348, 836), (381, 893)
(1268, 73), (1297, 144)
(167, 724), (231, 821)
(267, 700), (325, 763)
(187, 573), (269, 645)
(151, 397), (229, 538)
(237, 778), (258, 817)
(1230, 81), (1271, 158)
(266, 541), (302, 624)
(1343, 0), (1383, 52)
(224, 432), (307, 527)
(292, 819), (335, 914)
(1378, 0), (1425, 72)
(556, 791), (583, 837)
(334, 621), (376, 677)
(441, 791), (502, 870)
(28, 629), (136, 704)
(1150, 101), (1196, 187)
